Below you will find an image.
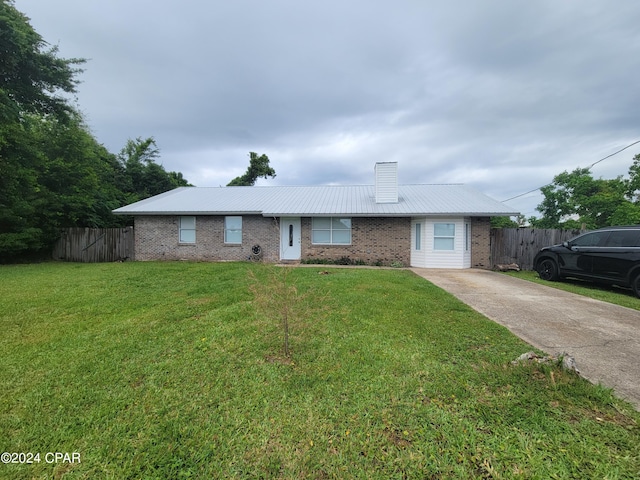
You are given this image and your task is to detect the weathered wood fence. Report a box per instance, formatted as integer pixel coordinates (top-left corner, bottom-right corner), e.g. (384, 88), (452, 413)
(491, 228), (583, 271)
(52, 227), (134, 262)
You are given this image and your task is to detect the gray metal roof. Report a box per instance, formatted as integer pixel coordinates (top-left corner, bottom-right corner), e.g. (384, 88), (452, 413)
(112, 184), (519, 217)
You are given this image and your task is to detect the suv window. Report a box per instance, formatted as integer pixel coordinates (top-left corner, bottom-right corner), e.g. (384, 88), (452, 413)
(607, 230), (640, 247)
(572, 231), (610, 247)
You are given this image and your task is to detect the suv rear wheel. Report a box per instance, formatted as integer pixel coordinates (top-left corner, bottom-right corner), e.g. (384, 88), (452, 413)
(632, 274), (640, 298)
(537, 258), (559, 281)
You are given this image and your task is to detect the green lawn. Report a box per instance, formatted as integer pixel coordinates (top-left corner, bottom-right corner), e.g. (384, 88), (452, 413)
(505, 270), (640, 311)
(1, 262), (638, 479)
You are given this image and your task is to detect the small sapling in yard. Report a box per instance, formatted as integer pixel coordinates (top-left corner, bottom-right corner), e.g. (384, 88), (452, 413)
(248, 266), (329, 360)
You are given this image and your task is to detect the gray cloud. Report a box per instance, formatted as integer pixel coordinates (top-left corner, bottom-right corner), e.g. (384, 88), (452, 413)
(17, 0), (640, 218)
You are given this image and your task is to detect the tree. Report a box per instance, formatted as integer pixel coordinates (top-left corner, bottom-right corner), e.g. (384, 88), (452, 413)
(0, 0), (87, 260)
(0, 118), (46, 258)
(30, 113), (111, 228)
(625, 153), (640, 202)
(533, 168), (631, 229)
(491, 216), (520, 228)
(0, 0), (85, 121)
(227, 152), (275, 186)
(116, 137), (190, 204)
(0, 1), (192, 261)
(248, 266), (328, 360)
(0, 112), (121, 259)
(609, 202), (640, 226)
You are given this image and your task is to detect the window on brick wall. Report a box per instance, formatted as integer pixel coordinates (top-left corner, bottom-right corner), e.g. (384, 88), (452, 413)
(179, 216), (196, 243)
(312, 217), (351, 244)
(225, 216), (242, 244)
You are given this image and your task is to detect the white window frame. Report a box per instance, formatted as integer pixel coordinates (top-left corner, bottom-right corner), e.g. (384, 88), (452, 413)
(179, 216), (196, 244)
(312, 217), (352, 245)
(434, 223), (455, 251)
(465, 223), (470, 251)
(224, 216), (242, 244)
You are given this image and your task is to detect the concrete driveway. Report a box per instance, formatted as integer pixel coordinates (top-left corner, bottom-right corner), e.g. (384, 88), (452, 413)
(411, 268), (640, 410)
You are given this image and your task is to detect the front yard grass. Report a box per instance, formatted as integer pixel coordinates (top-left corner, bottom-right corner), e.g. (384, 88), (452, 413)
(505, 270), (640, 311)
(1, 262), (638, 479)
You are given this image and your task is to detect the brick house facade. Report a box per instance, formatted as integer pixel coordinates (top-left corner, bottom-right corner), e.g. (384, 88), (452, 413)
(115, 162), (514, 268)
(134, 215), (280, 262)
(132, 214), (493, 268)
(301, 217), (411, 265)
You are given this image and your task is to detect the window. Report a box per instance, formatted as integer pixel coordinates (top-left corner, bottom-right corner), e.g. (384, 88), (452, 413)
(415, 223), (422, 250)
(572, 231), (609, 247)
(312, 217), (351, 244)
(605, 230), (640, 247)
(465, 223), (470, 251)
(434, 223), (455, 250)
(225, 216), (242, 244)
(179, 216), (196, 243)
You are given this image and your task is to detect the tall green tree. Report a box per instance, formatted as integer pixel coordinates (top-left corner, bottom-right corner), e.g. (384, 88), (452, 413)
(0, 112), (126, 259)
(0, 118), (45, 257)
(532, 164), (640, 229)
(0, 1), (191, 261)
(624, 154), (640, 202)
(0, 0), (87, 259)
(29, 113), (122, 228)
(1, 129), (190, 260)
(227, 152), (276, 186)
(116, 137), (190, 204)
(0, 0), (85, 121)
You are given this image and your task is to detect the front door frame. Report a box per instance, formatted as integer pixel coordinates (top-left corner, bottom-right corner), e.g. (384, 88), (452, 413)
(280, 217), (301, 260)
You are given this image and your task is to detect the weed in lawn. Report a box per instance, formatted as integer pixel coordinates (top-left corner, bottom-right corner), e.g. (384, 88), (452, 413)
(248, 266), (330, 360)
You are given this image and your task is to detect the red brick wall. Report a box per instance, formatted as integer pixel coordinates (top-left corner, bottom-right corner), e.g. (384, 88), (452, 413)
(301, 217), (411, 266)
(134, 215), (412, 266)
(134, 215), (280, 262)
(470, 217), (491, 268)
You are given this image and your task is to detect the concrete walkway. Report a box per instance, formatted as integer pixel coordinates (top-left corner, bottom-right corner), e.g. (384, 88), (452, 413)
(411, 268), (640, 410)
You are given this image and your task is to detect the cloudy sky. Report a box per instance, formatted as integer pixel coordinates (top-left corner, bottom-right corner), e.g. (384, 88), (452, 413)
(17, 0), (640, 218)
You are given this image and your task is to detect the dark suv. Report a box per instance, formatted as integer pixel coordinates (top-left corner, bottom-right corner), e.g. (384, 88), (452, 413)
(533, 226), (640, 297)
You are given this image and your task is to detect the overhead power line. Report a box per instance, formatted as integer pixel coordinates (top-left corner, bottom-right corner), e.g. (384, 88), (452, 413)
(587, 139), (640, 169)
(502, 139), (640, 203)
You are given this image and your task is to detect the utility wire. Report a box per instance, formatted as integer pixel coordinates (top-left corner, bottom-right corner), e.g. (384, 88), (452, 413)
(502, 139), (640, 202)
(587, 139), (640, 169)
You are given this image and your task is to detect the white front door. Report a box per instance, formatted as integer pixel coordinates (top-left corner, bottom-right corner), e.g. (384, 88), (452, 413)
(280, 217), (301, 260)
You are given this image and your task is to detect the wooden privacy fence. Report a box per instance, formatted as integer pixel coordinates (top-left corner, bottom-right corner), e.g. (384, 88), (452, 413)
(491, 228), (584, 271)
(52, 227), (134, 262)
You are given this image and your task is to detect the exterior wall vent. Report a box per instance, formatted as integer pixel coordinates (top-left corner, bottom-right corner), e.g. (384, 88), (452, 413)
(375, 162), (398, 203)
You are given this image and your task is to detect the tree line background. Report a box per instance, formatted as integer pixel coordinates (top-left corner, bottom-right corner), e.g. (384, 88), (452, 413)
(0, 1), (189, 261)
(2, 0), (638, 263)
(492, 154), (640, 230)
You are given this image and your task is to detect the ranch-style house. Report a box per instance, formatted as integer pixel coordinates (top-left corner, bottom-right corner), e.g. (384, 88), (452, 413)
(113, 162), (518, 268)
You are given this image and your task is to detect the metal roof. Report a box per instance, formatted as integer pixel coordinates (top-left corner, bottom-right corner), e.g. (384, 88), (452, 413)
(112, 184), (519, 217)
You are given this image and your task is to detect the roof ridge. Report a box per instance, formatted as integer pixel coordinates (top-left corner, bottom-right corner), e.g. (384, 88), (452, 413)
(113, 184), (519, 216)
(194, 183), (466, 188)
